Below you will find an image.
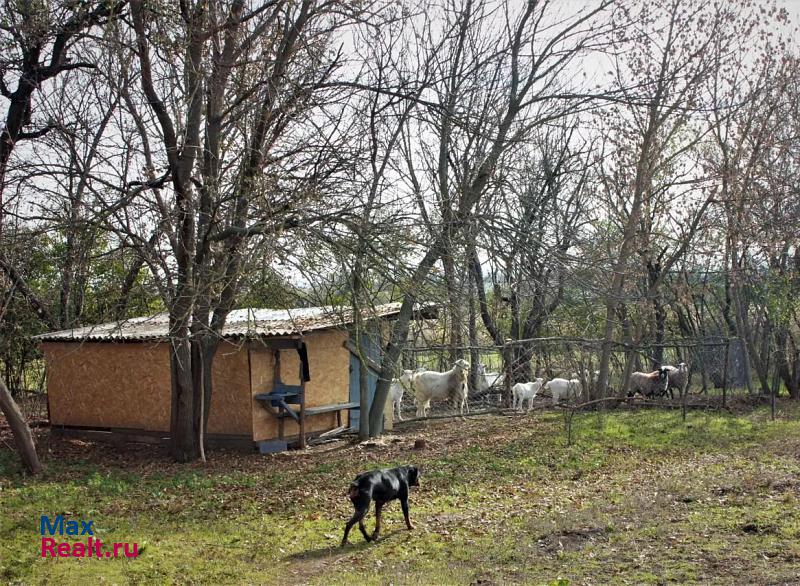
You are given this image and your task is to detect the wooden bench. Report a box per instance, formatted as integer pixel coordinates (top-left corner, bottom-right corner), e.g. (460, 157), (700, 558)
(304, 402), (360, 416)
(254, 342), (360, 449)
(255, 392), (360, 427)
(308, 401), (359, 430)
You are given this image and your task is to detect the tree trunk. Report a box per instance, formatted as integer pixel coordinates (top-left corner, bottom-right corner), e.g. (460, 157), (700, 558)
(468, 280), (479, 394)
(368, 240), (444, 435)
(199, 339), (217, 432)
(0, 380), (42, 474)
(358, 351), (370, 440)
(190, 335), (218, 461)
(597, 292), (622, 401)
(615, 305), (633, 396)
(620, 350), (636, 397)
(784, 330), (800, 400)
(470, 246), (504, 345)
(757, 316), (773, 394)
(442, 252), (463, 363)
(502, 344), (513, 407)
(648, 262), (666, 368)
(510, 344), (534, 384)
(170, 334), (199, 462)
(727, 227), (756, 395)
(597, 184), (647, 401)
(191, 339), (207, 462)
(0, 81), (38, 239)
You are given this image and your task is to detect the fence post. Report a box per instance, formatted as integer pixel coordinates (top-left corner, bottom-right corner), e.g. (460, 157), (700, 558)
(503, 341), (513, 407)
(722, 340), (730, 409)
(770, 367), (778, 421)
(681, 376), (687, 422)
(771, 385), (776, 421)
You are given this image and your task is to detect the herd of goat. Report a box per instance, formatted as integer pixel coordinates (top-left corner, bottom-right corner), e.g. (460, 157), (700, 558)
(390, 360), (689, 419)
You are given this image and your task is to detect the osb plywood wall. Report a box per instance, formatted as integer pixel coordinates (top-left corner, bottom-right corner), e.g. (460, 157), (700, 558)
(44, 330), (351, 441)
(45, 340), (252, 436)
(43, 342), (172, 431)
(207, 340), (251, 435)
(251, 330), (351, 441)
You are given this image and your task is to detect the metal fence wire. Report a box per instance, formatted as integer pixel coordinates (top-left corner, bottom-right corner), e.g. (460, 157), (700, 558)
(398, 336), (768, 416)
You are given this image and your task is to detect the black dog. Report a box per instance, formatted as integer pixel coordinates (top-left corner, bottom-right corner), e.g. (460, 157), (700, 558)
(341, 465), (420, 546)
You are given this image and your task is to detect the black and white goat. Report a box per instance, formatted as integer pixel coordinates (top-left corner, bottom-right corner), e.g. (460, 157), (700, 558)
(629, 368), (669, 398)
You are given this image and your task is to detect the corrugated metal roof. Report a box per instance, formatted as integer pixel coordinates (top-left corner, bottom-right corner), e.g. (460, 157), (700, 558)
(34, 303), (407, 342)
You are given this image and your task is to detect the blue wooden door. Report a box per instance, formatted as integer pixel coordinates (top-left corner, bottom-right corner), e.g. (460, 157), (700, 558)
(348, 334), (380, 431)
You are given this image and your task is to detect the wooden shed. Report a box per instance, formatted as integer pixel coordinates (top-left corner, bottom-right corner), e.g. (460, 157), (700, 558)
(36, 303), (413, 451)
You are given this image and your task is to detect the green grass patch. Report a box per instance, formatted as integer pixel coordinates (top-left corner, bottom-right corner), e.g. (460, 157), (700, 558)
(2, 404), (799, 585)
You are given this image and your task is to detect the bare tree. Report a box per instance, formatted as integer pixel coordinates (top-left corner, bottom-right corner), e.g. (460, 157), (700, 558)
(116, 0), (365, 461)
(368, 0), (616, 432)
(707, 44), (800, 395)
(0, 0), (126, 475)
(0, 0), (125, 235)
(471, 125), (591, 387)
(594, 0), (756, 399)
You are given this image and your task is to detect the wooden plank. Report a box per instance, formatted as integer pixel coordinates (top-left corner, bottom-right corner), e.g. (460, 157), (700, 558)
(256, 338), (301, 350)
(299, 360), (306, 449)
(52, 427), (166, 445)
(304, 402), (359, 415)
(271, 402), (359, 418)
(254, 390), (302, 404)
(272, 383), (304, 396)
(205, 435), (259, 450)
(51, 425), (255, 449)
(317, 425), (347, 439)
(274, 349), (284, 440)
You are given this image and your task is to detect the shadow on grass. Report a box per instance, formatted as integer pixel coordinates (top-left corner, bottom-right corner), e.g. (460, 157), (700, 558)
(286, 529), (405, 561)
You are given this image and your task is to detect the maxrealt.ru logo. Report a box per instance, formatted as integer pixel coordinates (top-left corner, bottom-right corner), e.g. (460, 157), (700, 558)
(40, 515), (139, 559)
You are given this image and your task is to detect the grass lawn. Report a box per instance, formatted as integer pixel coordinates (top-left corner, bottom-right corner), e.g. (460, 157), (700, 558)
(2, 402), (800, 585)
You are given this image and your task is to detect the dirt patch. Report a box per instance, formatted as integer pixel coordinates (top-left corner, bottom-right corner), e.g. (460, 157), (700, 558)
(536, 526), (610, 553)
(766, 477), (799, 492)
(712, 484), (741, 496)
(741, 522), (777, 535)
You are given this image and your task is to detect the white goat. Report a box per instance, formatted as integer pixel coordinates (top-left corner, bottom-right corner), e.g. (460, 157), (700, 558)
(512, 378), (545, 412)
(544, 378), (582, 406)
(629, 369), (669, 398)
(661, 363), (688, 398)
(389, 369), (416, 421)
(411, 359), (470, 417)
(476, 363), (505, 393)
(572, 369), (599, 385)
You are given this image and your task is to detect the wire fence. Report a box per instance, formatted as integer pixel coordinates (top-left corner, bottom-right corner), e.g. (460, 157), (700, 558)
(398, 335), (773, 415)
(393, 335), (791, 446)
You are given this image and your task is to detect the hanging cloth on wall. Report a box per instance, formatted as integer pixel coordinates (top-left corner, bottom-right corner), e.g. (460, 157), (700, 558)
(297, 341), (311, 382)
